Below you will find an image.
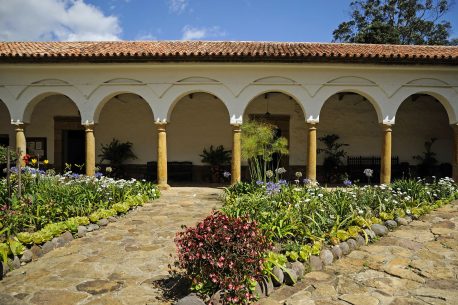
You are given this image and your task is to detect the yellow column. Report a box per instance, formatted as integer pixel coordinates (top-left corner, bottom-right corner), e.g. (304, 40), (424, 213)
(231, 124), (241, 184)
(84, 124), (96, 176)
(380, 124), (392, 184)
(306, 123), (317, 181)
(14, 124), (27, 167)
(452, 125), (458, 182)
(156, 122), (169, 189)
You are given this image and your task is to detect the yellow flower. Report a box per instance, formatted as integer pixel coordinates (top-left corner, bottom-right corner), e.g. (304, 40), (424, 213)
(43, 160), (49, 165)
(31, 159), (37, 165)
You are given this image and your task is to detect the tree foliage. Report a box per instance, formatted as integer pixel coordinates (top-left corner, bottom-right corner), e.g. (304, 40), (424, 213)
(333, 0), (454, 45)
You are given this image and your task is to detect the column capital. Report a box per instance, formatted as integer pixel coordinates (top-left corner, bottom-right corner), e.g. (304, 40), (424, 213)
(230, 114), (243, 126)
(381, 123), (393, 131)
(83, 123), (95, 131)
(11, 119), (25, 127)
(306, 115), (319, 125)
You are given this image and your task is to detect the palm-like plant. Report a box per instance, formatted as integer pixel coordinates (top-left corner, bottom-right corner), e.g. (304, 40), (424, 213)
(413, 137), (438, 177)
(318, 134), (349, 183)
(99, 139), (137, 177)
(200, 145), (231, 182)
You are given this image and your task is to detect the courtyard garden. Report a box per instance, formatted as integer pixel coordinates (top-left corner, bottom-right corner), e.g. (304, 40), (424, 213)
(0, 146), (160, 277)
(174, 121), (458, 305)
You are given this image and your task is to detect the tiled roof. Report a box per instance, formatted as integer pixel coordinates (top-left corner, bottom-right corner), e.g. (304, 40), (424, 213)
(0, 41), (457, 65)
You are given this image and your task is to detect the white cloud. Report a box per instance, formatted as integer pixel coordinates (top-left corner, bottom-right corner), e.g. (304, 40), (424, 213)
(181, 25), (225, 40)
(135, 32), (158, 41)
(168, 0), (188, 14)
(0, 0), (122, 41)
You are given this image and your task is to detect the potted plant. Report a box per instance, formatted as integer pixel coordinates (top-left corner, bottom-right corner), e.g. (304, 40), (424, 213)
(200, 145), (231, 182)
(318, 134), (349, 184)
(99, 139), (137, 178)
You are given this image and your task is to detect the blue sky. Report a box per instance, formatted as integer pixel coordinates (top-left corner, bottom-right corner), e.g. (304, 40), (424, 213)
(1, 0), (457, 42)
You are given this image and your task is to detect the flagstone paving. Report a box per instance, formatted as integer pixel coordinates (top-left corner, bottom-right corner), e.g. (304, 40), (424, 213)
(2, 191), (458, 305)
(0, 187), (224, 305)
(261, 200), (458, 305)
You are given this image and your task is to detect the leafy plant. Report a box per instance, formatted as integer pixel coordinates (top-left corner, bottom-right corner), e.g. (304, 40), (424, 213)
(413, 137), (438, 177)
(200, 145), (231, 183)
(318, 134), (349, 183)
(99, 139), (137, 177)
(175, 211), (271, 304)
(241, 120), (289, 182)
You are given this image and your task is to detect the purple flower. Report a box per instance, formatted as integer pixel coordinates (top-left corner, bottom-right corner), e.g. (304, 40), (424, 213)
(303, 178), (311, 185)
(95, 172), (103, 178)
(265, 182), (281, 195)
(343, 179), (352, 186)
(223, 171), (231, 178)
(278, 179), (287, 185)
(256, 180), (264, 186)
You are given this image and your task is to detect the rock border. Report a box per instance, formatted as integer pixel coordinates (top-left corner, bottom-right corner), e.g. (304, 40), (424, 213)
(175, 215), (419, 305)
(1, 206), (140, 279)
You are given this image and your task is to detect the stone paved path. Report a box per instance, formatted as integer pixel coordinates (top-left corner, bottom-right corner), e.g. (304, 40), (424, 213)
(261, 200), (458, 305)
(0, 187), (223, 305)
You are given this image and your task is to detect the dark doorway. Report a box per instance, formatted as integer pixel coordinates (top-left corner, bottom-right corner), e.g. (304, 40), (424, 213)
(62, 130), (85, 173)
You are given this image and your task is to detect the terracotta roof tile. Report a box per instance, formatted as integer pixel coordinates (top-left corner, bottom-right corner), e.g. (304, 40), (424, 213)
(0, 41), (457, 64)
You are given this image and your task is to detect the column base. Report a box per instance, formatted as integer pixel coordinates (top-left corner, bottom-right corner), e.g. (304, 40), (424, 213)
(157, 183), (170, 190)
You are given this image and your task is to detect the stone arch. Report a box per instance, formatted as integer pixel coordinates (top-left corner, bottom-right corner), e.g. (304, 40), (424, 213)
(393, 92), (453, 177)
(17, 86), (86, 123)
(163, 86), (234, 122)
(392, 88), (457, 124)
(314, 86), (385, 123)
(89, 86), (157, 123)
(239, 86), (308, 120)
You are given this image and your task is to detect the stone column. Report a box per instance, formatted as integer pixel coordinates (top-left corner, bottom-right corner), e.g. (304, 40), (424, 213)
(380, 124), (392, 184)
(14, 123), (27, 167)
(231, 124), (242, 184)
(306, 123), (317, 181)
(452, 125), (458, 182)
(156, 122), (169, 189)
(84, 124), (96, 176)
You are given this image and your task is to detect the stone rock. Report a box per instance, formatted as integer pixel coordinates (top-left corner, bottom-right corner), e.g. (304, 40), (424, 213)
(77, 226), (87, 238)
(385, 220), (398, 230)
(176, 294), (206, 305)
(395, 217), (408, 226)
(29, 290), (87, 305)
(283, 268), (298, 286)
(41, 241), (55, 254)
(339, 242), (350, 255)
(271, 266), (284, 286)
(98, 218), (109, 226)
(209, 290), (223, 305)
(320, 249), (334, 265)
(61, 231), (74, 244)
(20, 249), (33, 263)
(331, 245), (342, 259)
(290, 261), (306, 279)
(261, 276), (274, 296)
(405, 216), (413, 223)
(1, 261), (8, 277)
(0, 293), (23, 305)
(284, 290), (313, 305)
(12, 256), (20, 270)
(30, 244), (43, 260)
(364, 229), (376, 240)
(309, 255), (323, 271)
(370, 224), (388, 236)
(76, 279), (122, 295)
(255, 282), (265, 298)
(356, 235), (366, 246)
(339, 294), (380, 305)
(52, 237), (65, 248)
(87, 224), (100, 232)
(108, 216), (117, 222)
(347, 238), (358, 250)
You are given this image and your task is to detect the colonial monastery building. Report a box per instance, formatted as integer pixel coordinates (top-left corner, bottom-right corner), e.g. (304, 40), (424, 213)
(0, 41), (457, 188)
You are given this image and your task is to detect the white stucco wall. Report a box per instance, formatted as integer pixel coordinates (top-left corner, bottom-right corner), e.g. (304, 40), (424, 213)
(393, 96), (452, 165)
(244, 93), (307, 166)
(96, 94), (156, 164)
(0, 100), (14, 147)
(27, 95), (79, 163)
(168, 93), (232, 165)
(318, 94), (381, 164)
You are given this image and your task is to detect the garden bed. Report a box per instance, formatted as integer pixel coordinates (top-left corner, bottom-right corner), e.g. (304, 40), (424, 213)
(0, 167), (159, 279)
(173, 177), (458, 304)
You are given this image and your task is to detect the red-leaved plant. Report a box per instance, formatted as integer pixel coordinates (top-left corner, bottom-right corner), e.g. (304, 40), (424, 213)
(175, 211), (271, 304)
